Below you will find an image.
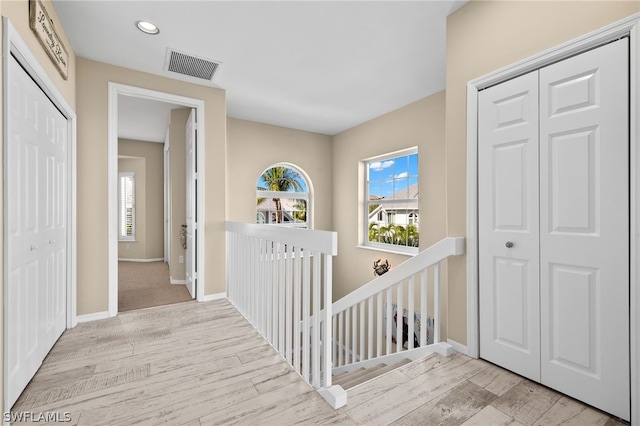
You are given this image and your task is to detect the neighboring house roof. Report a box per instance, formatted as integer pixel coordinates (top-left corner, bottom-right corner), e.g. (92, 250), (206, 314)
(256, 197), (302, 213)
(369, 183), (419, 220)
(384, 183), (418, 201)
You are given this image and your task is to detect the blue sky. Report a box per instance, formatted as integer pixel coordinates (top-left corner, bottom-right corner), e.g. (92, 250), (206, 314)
(257, 168), (308, 192)
(368, 153), (418, 198)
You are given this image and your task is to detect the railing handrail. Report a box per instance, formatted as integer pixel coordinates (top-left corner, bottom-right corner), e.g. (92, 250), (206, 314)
(332, 237), (464, 316)
(225, 221), (337, 255)
(225, 221), (346, 409)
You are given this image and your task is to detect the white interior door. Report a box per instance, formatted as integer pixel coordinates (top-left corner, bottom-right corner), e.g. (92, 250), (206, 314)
(539, 38), (629, 419)
(479, 38), (630, 421)
(5, 54), (67, 408)
(479, 70), (541, 382)
(185, 109), (196, 298)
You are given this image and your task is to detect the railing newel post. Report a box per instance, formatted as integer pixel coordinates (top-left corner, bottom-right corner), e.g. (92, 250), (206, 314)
(323, 253), (333, 387)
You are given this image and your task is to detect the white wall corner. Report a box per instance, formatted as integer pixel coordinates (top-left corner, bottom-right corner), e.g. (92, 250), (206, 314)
(447, 339), (468, 356)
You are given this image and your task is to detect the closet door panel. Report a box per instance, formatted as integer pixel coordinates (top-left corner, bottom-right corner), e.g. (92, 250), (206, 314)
(479, 70), (541, 382)
(539, 38), (630, 420)
(5, 54), (68, 408)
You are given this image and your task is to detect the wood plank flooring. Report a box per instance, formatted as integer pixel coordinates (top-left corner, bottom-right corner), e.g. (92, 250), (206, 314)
(10, 300), (628, 425)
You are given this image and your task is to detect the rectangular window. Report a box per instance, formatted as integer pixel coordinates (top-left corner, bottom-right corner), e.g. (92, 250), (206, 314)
(365, 149), (418, 253)
(119, 172), (135, 241)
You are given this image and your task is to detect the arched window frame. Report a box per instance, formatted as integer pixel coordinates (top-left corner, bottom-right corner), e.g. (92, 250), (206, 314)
(256, 163), (312, 229)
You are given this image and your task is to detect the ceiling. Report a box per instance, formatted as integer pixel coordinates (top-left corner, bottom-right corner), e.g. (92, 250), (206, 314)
(52, 1), (467, 138)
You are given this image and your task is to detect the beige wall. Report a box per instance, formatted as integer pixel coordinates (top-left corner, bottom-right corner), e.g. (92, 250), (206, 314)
(3, 1), (76, 107)
(226, 118), (333, 231)
(169, 109), (189, 281)
(76, 58), (227, 314)
(331, 92), (447, 304)
(118, 139), (164, 260)
(1, 0), (77, 413)
(445, 1), (640, 345)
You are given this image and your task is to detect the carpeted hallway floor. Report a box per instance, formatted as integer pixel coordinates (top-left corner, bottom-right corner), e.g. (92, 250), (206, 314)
(118, 261), (193, 312)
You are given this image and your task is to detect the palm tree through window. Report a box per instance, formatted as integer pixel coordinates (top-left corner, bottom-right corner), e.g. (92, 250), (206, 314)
(256, 165), (309, 228)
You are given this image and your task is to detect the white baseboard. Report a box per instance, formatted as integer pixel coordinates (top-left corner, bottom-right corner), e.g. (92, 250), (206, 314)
(77, 311), (110, 323)
(447, 338), (468, 356)
(170, 278), (187, 285)
(200, 292), (227, 302)
(118, 258), (165, 262)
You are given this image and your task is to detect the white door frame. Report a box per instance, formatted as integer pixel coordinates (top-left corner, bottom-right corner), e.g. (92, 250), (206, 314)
(466, 13), (640, 423)
(108, 83), (206, 315)
(2, 17), (78, 411)
(163, 129), (171, 263)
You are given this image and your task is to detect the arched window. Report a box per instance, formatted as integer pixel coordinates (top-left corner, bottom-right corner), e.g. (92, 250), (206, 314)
(256, 164), (310, 228)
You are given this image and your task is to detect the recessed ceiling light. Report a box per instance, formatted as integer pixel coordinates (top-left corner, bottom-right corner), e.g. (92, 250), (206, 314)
(136, 20), (159, 35)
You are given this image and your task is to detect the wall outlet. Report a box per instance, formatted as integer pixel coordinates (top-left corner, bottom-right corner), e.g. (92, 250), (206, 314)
(179, 256), (184, 264)
(126, 244), (130, 250)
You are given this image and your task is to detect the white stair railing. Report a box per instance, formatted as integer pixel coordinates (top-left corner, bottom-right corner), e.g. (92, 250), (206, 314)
(331, 237), (465, 374)
(225, 221), (346, 409)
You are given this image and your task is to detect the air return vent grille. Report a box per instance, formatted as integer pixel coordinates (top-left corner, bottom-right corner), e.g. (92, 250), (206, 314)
(165, 49), (221, 81)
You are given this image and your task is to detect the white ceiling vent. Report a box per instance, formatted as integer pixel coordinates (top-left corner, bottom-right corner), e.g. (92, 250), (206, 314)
(165, 48), (221, 81)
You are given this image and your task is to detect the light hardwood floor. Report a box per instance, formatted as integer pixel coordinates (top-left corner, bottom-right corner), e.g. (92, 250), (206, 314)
(10, 299), (628, 425)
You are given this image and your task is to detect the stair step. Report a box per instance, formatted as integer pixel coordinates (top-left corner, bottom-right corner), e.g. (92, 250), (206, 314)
(343, 358), (412, 389)
(333, 363), (386, 388)
(333, 358), (412, 390)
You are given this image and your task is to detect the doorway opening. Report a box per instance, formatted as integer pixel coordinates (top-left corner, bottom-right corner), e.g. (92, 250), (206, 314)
(108, 84), (205, 316)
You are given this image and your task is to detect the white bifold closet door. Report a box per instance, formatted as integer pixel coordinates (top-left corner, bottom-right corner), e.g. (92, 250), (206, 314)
(479, 38), (629, 420)
(5, 54), (67, 408)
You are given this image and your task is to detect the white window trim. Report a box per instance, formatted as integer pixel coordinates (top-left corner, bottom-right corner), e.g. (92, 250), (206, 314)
(363, 147), (419, 255)
(119, 172), (135, 241)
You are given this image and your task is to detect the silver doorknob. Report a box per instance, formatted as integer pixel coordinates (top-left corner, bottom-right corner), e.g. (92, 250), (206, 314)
(505, 241), (514, 248)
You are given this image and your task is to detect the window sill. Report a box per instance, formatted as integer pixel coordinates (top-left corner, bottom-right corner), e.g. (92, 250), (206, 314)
(356, 244), (417, 257)
(119, 239), (137, 243)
